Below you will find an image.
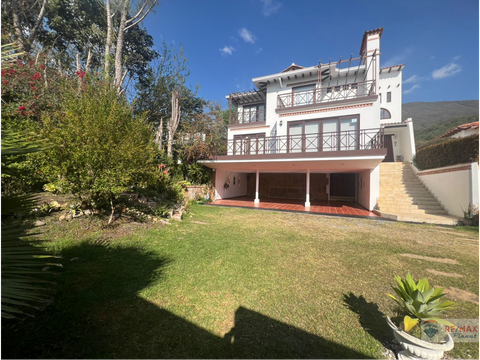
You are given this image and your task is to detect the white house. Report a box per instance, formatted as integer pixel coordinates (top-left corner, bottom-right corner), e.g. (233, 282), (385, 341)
(199, 27), (416, 212)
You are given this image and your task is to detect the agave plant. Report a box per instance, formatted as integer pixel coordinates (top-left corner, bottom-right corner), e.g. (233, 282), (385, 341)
(387, 273), (456, 332)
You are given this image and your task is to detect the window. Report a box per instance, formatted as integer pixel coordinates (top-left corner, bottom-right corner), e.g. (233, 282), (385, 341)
(387, 92), (391, 103)
(242, 104), (265, 123)
(380, 108), (391, 120)
(292, 84), (315, 106)
(379, 93), (382, 103)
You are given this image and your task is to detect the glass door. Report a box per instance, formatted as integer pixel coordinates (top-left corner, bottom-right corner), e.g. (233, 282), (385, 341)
(289, 123), (303, 153)
(340, 118), (358, 150)
(322, 120), (338, 151)
(305, 122), (320, 152)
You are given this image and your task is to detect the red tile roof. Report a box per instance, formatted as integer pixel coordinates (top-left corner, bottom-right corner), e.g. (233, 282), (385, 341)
(437, 121), (479, 139)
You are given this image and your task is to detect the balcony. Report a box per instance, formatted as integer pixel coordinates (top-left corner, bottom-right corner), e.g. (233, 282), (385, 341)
(277, 80), (376, 110)
(212, 128), (385, 158)
(229, 109), (266, 126)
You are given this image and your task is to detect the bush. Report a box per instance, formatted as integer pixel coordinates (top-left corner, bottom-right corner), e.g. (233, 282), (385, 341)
(414, 134), (479, 170)
(39, 76), (158, 210)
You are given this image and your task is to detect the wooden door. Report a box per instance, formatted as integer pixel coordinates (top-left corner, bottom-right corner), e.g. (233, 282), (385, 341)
(383, 135), (394, 162)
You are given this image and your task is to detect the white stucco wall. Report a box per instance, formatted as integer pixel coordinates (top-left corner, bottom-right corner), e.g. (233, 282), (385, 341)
(357, 165), (380, 211)
(450, 128), (479, 139)
(214, 170), (247, 199)
(379, 71), (402, 124)
(383, 119), (416, 162)
(414, 163), (479, 218)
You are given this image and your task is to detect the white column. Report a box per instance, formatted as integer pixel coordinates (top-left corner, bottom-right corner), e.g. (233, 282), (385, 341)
(305, 169), (311, 208)
(254, 169), (260, 204)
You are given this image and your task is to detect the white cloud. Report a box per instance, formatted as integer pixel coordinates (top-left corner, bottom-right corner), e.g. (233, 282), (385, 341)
(256, 47), (263, 54)
(432, 63), (462, 79)
(429, 55), (435, 60)
(260, 0), (281, 16)
(382, 48), (412, 68)
(404, 75), (419, 84)
(239, 28), (256, 44)
(220, 46), (236, 56)
(454, 55), (461, 60)
(403, 84), (420, 94)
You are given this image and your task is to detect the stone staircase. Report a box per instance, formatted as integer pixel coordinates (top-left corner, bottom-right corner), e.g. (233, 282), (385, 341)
(378, 163), (459, 225)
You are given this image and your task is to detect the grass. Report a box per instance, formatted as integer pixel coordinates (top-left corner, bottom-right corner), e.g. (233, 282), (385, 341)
(3, 205), (479, 359)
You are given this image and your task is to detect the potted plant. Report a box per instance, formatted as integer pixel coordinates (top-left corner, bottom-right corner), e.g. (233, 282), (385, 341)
(386, 273), (456, 360)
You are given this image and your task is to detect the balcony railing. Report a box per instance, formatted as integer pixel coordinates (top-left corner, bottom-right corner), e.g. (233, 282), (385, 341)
(213, 128), (384, 157)
(277, 80), (376, 109)
(230, 109), (266, 125)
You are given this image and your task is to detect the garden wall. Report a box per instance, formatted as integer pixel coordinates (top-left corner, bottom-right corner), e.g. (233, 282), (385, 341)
(412, 162), (479, 218)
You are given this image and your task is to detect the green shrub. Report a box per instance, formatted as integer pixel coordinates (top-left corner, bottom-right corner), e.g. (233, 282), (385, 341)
(39, 77), (157, 209)
(414, 134), (479, 170)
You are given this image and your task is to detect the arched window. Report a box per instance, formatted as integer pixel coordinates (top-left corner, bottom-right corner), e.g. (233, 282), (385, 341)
(380, 108), (391, 120)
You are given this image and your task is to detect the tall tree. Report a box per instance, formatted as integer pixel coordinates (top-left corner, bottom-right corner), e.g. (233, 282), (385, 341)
(104, 0), (159, 90)
(2, 0), (49, 52)
(167, 89), (181, 157)
(134, 43), (204, 151)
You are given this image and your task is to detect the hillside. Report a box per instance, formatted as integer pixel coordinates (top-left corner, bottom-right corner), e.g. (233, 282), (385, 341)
(402, 100), (479, 147)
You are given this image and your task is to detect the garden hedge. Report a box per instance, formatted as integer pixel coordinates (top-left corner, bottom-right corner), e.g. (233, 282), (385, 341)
(414, 134), (479, 170)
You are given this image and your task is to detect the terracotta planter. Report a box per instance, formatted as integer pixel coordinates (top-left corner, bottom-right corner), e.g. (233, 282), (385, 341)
(386, 316), (454, 360)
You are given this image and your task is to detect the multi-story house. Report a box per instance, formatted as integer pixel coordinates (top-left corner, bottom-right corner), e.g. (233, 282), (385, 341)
(200, 27), (416, 212)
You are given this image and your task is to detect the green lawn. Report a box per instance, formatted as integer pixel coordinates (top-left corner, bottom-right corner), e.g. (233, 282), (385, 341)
(3, 205), (479, 359)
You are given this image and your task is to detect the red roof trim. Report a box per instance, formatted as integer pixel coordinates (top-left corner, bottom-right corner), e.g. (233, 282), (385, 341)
(359, 27), (384, 55)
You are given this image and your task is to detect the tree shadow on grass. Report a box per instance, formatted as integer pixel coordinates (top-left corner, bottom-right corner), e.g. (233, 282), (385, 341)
(343, 292), (399, 354)
(3, 241), (372, 358)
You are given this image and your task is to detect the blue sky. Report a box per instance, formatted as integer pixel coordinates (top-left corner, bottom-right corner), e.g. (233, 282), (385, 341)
(142, 0), (479, 107)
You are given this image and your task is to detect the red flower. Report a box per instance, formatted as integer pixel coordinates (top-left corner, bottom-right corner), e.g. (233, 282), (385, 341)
(76, 71), (85, 78)
(31, 72), (41, 80)
(18, 106), (26, 111)
(1, 70), (6, 76)
(31, 86), (36, 90)
(2, 80), (7, 84)
(163, 171), (168, 175)
(39, 64), (46, 70)
(29, 82), (34, 85)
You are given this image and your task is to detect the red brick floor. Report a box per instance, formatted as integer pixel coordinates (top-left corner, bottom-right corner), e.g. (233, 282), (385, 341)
(210, 196), (378, 217)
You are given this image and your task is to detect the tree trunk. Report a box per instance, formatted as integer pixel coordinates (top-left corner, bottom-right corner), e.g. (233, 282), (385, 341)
(155, 117), (163, 151)
(12, 11), (25, 50)
(85, 49), (92, 73)
(114, 0), (130, 91)
(26, 0), (48, 52)
(104, 0), (113, 75)
(167, 90), (181, 157)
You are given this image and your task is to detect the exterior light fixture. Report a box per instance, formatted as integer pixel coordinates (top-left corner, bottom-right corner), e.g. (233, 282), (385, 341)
(279, 120), (283, 126)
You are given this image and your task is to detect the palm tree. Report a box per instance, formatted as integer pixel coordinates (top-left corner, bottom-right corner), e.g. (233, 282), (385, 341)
(1, 44), (61, 319)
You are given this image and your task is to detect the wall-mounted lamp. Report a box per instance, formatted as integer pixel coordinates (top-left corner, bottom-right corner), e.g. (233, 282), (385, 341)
(279, 120), (283, 126)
